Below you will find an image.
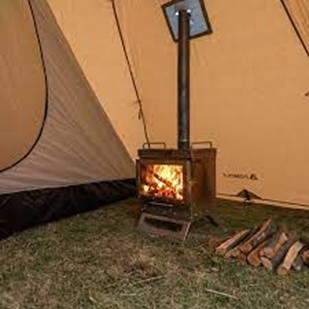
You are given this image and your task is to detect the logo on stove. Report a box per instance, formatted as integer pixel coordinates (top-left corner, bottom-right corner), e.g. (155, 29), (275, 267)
(223, 172), (259, 181)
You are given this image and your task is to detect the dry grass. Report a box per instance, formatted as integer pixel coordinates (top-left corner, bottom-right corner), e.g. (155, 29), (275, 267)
(0, 198), (309, 309)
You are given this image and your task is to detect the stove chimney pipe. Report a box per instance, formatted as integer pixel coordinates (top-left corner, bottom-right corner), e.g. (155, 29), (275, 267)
(177, 9), (190, 150)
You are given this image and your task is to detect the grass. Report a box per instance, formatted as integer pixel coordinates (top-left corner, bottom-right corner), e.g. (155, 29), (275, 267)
(0, 198), (308, 309)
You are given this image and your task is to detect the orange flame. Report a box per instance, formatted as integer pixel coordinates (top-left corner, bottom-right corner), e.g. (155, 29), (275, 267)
(141, 164), (183, 200)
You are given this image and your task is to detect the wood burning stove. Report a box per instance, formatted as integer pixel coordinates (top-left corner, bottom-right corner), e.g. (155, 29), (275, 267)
(137, 0), (215, 239)
(137, 144), (216, 239)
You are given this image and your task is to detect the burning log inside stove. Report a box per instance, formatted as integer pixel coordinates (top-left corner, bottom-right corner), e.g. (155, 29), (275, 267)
(141, 164), (184, 200)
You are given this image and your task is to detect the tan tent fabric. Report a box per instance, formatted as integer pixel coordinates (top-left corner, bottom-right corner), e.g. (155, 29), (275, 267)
(116, 0), (176, 146)
(0, 0), (45, 170)
(1, 0), (309, 209)
(0, 0), (134, 193)
(283, 0), (309, 54)
(46, 0), (146, 159)
(117, 0), (309, 208)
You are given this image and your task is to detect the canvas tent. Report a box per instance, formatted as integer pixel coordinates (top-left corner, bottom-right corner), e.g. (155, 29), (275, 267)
(0, 0), (308, 238)
(0, 0), (144, 238)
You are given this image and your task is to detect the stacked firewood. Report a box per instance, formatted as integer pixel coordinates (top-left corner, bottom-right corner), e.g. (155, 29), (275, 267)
(216, 220), (309, 275)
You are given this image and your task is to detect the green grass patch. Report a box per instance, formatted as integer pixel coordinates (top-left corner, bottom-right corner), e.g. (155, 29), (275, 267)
(0, 198), (308, 309)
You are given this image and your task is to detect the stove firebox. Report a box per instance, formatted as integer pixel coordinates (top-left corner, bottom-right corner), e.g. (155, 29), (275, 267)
(137, 146), (216, 219)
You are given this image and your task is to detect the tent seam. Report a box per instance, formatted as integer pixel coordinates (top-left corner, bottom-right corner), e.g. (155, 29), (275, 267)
(0, 0), (49, 173)
(279, 0), (309, 57)
(110, 0), (151, 147)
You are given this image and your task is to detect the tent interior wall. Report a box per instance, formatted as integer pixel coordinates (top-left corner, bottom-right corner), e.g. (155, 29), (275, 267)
(0, 0), (308, 238)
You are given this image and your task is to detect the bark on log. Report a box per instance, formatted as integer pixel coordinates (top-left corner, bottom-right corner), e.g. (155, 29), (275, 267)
(292, 254), (304, 271)
(269, 237), (297, 270)
(224, 226), (261, 259)
(293, 245), (309, 271)
(261, 237), (296, 270)
(239, 220), (274, 254)
(260, 256), (273, 270)
(277, 241), (305, 275)
(224, 247), (240, 259)
(247, 239), (269, 267)
(302, 249), (309, 265)
(260, 232), (288, 259)
(216, 229), (251, 255)
(251, 225), (276, 249)
(237, 252), (248, 265)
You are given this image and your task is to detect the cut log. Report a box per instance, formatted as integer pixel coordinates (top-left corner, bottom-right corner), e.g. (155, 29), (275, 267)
(224, 246), (240, 259)
(247, 239), (269, 267)
(302, 249), (309, 265)
(239, 220), (274, 254)
(224, 226), (261, 259)
(260, 232), (288, 259)
(293, 245), (309, 271)
(250, 225), (277, 249)
(260, 256), (273, 270)
(237, 252), (248, 265)
(277, 241), (305, 275)
(261, 237), (297, 270)
(292, 254), (304, 271)
(216, 229), (251, 255)
(209, 236), (230, 248)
